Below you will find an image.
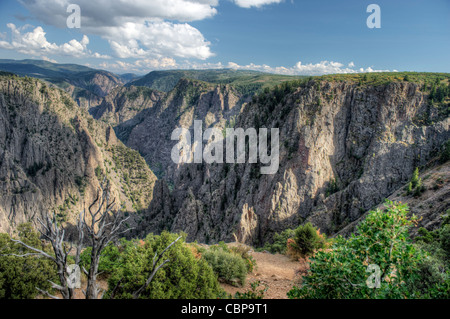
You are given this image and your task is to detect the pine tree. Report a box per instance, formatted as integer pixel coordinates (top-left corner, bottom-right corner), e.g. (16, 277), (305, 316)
(407, 182), (413, 195)
(411, 167), (420, 189)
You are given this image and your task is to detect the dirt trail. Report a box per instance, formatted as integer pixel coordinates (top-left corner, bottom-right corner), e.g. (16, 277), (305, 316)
(221, 249), (303, 299)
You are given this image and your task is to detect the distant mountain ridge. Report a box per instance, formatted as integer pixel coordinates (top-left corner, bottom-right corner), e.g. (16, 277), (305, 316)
(0, 59), (122, 98)
(126, 69), (302, 93)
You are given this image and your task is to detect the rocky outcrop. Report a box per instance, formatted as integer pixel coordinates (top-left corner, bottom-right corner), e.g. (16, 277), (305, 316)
(337, 160), (450, 238)
(118, 79), (247, 179)
(0, 74), (156, 235)
(89, 86), (164, 126)
(137, 80), (450, 245)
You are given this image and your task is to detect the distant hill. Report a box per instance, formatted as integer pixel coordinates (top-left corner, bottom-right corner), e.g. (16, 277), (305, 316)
(127, 69), (304, 94)
(0, 59), (95, 77)
(0, 59), (122, 97)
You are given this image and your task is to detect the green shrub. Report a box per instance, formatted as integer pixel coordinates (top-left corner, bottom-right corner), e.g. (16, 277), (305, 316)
(106, 232), (222, 299)
(79, 242), (121, 275)
(258, 228), (295, 254)
(203, 248), (248, 286)
(229, 245), (257, 273)
(440, 140), (450, 164)
(406, 253), (449, 298)
(416, 227), (439, 244)
(440, 224), (450, 260)
(234, 281), (269, 299)
(0, 223), (58, 299)
(290, 222), (326, 258)
(325, 178), (339, 197)
(288, 201), (432, 299)
(411, 167), (420, 188)
(407, 167), (425, 196)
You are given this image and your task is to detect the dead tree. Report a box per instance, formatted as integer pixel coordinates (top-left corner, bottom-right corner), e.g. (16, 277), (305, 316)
(7, 179), (126, 299)
(81, 180), (132, 299)
(9, 211), (84, 299)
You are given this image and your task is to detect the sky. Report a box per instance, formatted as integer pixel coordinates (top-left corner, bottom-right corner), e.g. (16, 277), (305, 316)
(0, 0), (449, 75)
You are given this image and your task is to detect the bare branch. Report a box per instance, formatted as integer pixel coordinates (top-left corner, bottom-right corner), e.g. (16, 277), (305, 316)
(10, 239), (56, 262)
(152, 236), (182, 270)
(109, 278), (123, 299)
(36, 287), (60, 300)
(82, 266), (89, 276)
(49, 280), (66, 292)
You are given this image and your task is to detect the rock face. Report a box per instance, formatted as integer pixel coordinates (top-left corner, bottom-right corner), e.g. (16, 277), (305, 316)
(0, 74), (156, 235)
(117, 79), (246, 179)
(69, 71), (124, 111)
(136, 80), (450, 245)
(89, 86), (163, 126)
(337, 160), (450, 238)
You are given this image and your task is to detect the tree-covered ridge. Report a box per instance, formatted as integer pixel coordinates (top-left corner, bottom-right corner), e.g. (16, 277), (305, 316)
(127, 69), (304, 95)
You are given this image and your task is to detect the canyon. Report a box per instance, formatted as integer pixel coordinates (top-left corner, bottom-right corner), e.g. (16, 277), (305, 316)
(0, 64), (448, 248)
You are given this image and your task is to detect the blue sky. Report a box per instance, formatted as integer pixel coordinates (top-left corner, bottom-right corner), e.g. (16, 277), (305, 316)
(0, 0), (449, 75)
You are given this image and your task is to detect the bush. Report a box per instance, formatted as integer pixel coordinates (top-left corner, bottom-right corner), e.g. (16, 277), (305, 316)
(440, 140), (450, 164)
(229, 245), (257, 273)
(234, 281), (269, 299)
(289, 223), (326, 258)
(79, 242), (122, 275)
(407, 167), (425, 196)
(440, 224), (450, 260)
(288, 201), (432, 299)
(0, 223), (58, 299)
(416, 227), (439, 244)
(411, 167), (420, 188)
(203, 248), (248, 286)
(325, 178), (339, 197)
(406, 241), (449, 298)
(258, 228), (295, 254)
(106, 232), (222, 299)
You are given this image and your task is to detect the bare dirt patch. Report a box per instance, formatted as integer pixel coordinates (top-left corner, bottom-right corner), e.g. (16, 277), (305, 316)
(221, 249), (304, 299)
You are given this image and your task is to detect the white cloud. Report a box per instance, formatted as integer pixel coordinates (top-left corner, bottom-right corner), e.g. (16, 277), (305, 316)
(104, 21), (214, 60)
(183, 60), (391, 76)
(41, 56), (58, 63)
(135, 58), (178, 69)
(17, 0), (217, 61)
(99, 57), (178, 73)
(233, 0), (283, 9)
(18, 0), (219, 27)
(0, 23), (110, 59)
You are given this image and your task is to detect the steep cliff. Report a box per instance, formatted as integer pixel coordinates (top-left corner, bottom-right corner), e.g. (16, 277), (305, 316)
(89, 86), (164, 126)
(0, 74), (156, 235)
(117, 78), (247, 179)
(137, 77), (450, 245)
